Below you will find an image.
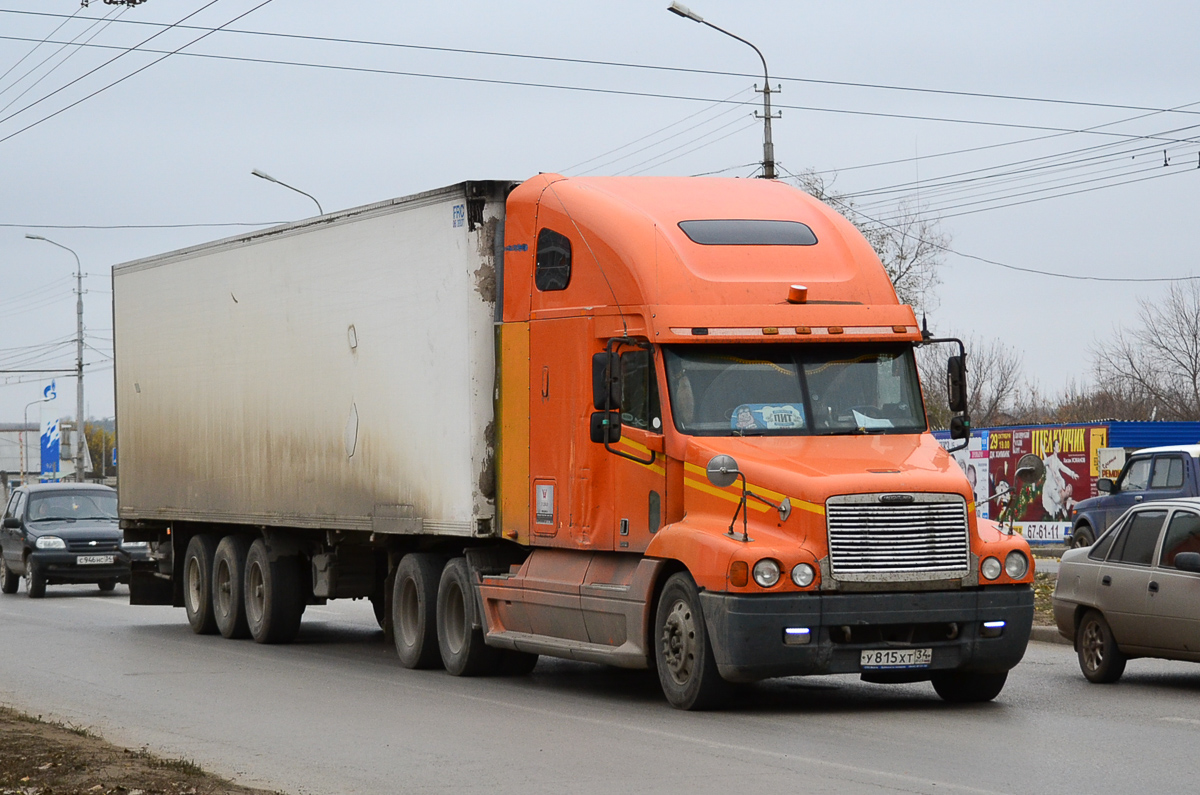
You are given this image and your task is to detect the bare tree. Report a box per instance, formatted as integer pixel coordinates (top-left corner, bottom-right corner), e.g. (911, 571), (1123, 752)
(1092, 281), (1200, 421)
(790, 169), (947, 312)
(918, 333), (1025, 430)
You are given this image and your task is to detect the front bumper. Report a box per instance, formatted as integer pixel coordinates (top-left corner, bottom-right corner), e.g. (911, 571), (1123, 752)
(700, 586), (1034, 683)
(29, 549), (132, 584)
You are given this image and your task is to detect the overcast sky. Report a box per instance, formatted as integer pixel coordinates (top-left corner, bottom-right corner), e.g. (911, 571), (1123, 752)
(2, 0), (1198, 425)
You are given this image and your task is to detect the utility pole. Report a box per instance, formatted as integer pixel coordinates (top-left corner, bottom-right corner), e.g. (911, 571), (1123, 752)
(668, 2), (780, 179)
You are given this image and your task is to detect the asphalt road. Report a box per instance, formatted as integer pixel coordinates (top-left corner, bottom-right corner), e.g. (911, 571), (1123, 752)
(2, 584), (1197, 795)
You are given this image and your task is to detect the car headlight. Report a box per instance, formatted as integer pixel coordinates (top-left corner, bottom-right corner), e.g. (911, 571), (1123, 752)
(791, 562), (815, 587)
(1005, 550), (1029, 579)
(752, 559), (781, 587)
(981, 556), (1002, 580)
(35, 536), (66, 550)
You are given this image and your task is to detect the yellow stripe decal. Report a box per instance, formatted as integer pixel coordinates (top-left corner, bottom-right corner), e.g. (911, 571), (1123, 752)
(614, 439), (666, 476)
(682, 462), (824, 516)
(683, 477), (770, 511)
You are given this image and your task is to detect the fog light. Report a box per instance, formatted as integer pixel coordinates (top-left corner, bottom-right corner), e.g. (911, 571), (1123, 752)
(753, 559), (781, 587)
(783, 627), (812, 645)
(981, 556), (1002, 580)
(791, 562), (815, 587)
(981, 620), (1006, 638)
(1005, 550), (1029, 579)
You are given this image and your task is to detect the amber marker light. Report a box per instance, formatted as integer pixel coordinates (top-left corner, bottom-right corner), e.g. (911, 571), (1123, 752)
(729, 560), (749, 587)
(795, 326), (811, 335)
(786, 284), (808, 303)
(763, 327), (779, 335)
(893, 325), (907, 333)
(828, 326), (844, 334)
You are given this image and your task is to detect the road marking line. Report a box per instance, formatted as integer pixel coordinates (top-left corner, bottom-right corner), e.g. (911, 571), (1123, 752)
(1160, 717), (1200, 726)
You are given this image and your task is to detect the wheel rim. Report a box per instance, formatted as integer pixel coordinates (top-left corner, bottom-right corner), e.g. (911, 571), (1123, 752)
(1081, 619), (1105, 672)
(444, 582), (466, 655)
(185, 557), (203, 613)
(399, 577), (420, 647)
(214, 559), (232, 616)
(246, 559), (266, 628)
(661, 598), (697, 686)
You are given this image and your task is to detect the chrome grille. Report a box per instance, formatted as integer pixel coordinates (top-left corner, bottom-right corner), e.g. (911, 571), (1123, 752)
(826, 495), (969, 582)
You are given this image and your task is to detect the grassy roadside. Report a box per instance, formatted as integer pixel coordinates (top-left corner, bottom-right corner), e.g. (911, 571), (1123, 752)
(0, 706), (280, 795)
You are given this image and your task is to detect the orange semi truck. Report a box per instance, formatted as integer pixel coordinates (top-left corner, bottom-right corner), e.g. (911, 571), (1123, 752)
(114, 175), (1034, 709)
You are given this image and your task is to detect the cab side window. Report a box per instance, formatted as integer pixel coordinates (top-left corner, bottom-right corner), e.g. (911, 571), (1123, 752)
(1150, 456), (1185, 489)
(1160, 511), (1200, 568)
(1109, 510), (1167, 566)
(534, 228), (571, 291)
(619, 349), (661, 433)
(1119, 458), (1151, 492)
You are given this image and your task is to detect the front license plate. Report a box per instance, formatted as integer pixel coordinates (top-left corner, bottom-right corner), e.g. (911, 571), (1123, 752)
(860, 648), (933, 670)
(77, 555), (115, 566)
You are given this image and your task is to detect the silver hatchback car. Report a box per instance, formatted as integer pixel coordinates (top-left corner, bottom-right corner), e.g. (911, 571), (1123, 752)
(1053, 498), (1200, 682)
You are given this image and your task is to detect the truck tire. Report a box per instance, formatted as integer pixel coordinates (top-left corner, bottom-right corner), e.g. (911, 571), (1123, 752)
(931, 671), (1008, 702)
(1071, 523), (1095, 549)
(393, 553), (444, 669)
(212, 535), (252, 639)
(436, 557), (500, 676)
(0, 559), (18, 594)
(25, 559), (46, 599)
(654, 572), (728, 710)
(1077, 610), (1126, 683)
(183, 534), (219, 635)
(244, 539), (303, 644)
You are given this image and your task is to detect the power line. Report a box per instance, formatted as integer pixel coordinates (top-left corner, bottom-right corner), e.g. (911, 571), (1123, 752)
(0, 5), (85, 92)
(0, 221), (287, 229)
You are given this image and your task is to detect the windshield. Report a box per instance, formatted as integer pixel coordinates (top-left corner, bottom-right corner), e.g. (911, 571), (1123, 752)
(662, 342), (926, 436)
(27, 492), (118, 522)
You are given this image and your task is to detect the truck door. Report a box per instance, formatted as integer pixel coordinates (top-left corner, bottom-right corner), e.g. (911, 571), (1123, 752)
(608, 347), (667, 553)
(1103, 456), (1151, 530)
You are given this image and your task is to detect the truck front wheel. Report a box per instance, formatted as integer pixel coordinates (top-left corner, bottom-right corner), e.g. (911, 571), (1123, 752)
(931, 671), (1008, 702)
(436, 557), (500, 676)
(213, 535), (252, 639)
(244, 539), (303, 644)
(183, 534), (219, 634)
(654, 572), (728, 710)
(393, 553), (444, 669)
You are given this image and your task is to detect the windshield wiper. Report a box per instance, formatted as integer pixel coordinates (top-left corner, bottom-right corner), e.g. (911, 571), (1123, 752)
(31, 516), (76, 523)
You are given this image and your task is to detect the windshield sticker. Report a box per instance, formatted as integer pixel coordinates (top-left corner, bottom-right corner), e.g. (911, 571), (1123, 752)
(731, 403), (806, 430)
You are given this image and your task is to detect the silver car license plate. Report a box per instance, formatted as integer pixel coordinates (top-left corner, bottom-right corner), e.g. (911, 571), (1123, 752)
(861, 648), (933, 670)
(77, 554), (115, 565)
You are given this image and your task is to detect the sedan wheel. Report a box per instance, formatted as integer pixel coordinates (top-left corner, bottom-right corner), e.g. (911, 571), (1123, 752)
(1078, 610), (1126, 683)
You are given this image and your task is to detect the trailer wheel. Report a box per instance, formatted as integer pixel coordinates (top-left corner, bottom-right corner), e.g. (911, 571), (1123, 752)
(212, 535), (252, 639)
(183, 534), (219, 634)
(436, 557), (500, 676)
(931, 671), (1008, 703)
(0, 558), (19, 595)
(25, 559), (46, 599)
(654, 572), (728, 710)
(393, 553), (444, 669)
(244, 539), (303, 644)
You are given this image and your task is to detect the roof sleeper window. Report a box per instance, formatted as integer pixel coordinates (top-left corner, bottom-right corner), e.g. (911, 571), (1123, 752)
(678, 219), (817, 246)
(535, 228), (572, 291)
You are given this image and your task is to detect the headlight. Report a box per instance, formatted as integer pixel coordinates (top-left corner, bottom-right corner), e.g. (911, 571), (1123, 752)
(35, 536), (66, 550)
(791, 563), (815, 587)
(981, 556), (1002, 580)
(752, 559), (781, 587)
(1005, 550), (1029, 579)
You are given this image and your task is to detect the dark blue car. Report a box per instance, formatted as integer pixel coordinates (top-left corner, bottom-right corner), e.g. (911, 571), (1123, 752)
(1069, 445), (1200, 548)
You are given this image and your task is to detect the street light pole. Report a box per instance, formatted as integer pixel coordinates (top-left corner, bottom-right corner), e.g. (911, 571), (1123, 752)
(20, 397), (50, 485)
(668, 2), (779, 179)
(26, 234), (85, 482)
(251, 169), (324, 215)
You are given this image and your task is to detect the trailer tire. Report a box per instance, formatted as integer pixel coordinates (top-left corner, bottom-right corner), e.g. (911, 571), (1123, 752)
(0, 558), (19, 594)
(931, 670), (1008, 703)
(212, 535), (252, 639)
(183, 534), (219, 634)
(654, 572), (728, 710)
(393, 553), (444, 669)
(25, 559), (46, 599)
(244, 539), (303, 644)
(436, 557), (500, 676)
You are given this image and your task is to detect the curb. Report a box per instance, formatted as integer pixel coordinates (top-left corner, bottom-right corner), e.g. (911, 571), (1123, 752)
(1030, 625), (1071, 646)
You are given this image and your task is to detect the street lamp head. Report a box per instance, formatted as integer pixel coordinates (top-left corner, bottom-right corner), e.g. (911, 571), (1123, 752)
(25, 234), (46, 241)
(251, 168), (280, 185)
(667, 2), (704, 23)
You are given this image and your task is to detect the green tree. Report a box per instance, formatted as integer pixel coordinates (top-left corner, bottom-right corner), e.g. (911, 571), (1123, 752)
(85, 422), (115, 479)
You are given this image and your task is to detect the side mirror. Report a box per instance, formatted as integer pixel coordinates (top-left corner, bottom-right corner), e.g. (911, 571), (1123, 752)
(946, 355), (968, 413)
(1175, 552), (1200, 573)
(705, 454), (740, 487)
(1014, 453), (1045, 485)
(2, 517), (19, 529)
(592, 352), (620, 410)
(1097, 477), (1114, 494)
(949, 414), (971, 440)
(590, 411), (621, 443)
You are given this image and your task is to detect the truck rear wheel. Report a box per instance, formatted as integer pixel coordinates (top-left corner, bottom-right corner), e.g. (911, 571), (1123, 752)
(931, 671), (1008, 702)
(183, 534), (219, 634)
(213, 535), (252, 639)
(0, 558), (18, 594)
(436, 557), (500, 676)
(393, 553), (444, 669)
(244, 539), (303, 644)
(654, 572), (728, 710)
